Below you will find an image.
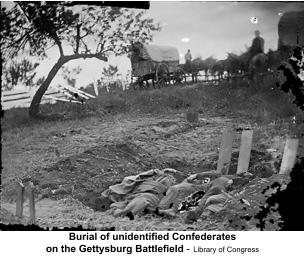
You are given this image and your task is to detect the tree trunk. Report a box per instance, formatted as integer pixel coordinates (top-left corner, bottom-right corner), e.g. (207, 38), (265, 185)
(29, 54), (107, 118)
(29, 57), (66, 118)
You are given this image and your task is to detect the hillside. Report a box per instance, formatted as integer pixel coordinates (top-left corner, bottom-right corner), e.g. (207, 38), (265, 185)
(1, 80), (303, 230)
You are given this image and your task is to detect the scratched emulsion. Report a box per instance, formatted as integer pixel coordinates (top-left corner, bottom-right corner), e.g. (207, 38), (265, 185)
(276, 47), (304, 110)
(253, 47), (304, 230)
(254, 158), (304, 230)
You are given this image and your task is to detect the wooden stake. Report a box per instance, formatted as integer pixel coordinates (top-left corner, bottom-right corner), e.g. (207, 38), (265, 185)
(279, 139), (299, 175)
(16, 182), (25, 218)
(237, 130), (253, 175)
(217, 129), (234, 174)
(28, 182), (36, 224)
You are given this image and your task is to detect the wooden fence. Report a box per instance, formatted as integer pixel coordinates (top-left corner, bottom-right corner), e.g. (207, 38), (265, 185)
(1, 88), (66, 110)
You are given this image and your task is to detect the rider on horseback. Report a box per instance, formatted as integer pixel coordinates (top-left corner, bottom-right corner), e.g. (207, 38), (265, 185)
(185, 49), (192, 63)
(249, 30), (267, 76)
(184, 49), (193, 73)
(250, 30), (265, 58)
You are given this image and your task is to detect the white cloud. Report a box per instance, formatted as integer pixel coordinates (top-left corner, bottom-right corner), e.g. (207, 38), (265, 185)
(181, 37), (190, 43)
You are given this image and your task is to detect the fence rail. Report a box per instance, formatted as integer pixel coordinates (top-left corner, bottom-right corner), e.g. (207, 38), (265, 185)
(1, 89), (66, 110)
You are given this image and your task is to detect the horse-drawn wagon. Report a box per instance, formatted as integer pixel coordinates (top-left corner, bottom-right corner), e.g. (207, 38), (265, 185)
(130, 43), (184, 89)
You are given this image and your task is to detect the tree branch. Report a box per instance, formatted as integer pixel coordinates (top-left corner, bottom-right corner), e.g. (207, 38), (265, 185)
(54, 35), (64, 56)
(98, 40), (106, 53)
(80, 30), (90, 40)
(63, 53), (108, 62)
(80, 38), (90, 53)
(48, 31), (64, 56)
(14, 30), (32, 45)
(75, 23), (81, 54)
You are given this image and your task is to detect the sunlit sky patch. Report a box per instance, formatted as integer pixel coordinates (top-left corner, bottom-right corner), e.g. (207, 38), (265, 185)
(181, 37), (190, 43)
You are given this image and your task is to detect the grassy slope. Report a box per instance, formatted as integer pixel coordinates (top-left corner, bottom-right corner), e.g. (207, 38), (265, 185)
(1, 79), (303, 229)
(2, 75), (303, 132)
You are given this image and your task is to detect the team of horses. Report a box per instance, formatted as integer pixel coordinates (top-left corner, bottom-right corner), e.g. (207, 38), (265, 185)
(181, 46), (295, 83)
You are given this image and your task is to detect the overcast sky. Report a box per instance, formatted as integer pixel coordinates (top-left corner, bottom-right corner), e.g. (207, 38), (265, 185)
(5, 1), (304, 90)
(149, 1), (304, 59)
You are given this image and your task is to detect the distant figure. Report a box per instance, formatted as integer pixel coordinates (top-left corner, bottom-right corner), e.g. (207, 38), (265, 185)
(250, 30), (265, 58)
(184, 49), (192, 63)
(184, 49), (193, 73)
(248, 30), (267, 75)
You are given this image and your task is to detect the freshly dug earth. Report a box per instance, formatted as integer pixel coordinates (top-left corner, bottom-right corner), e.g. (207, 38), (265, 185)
(0, 173), (293, 231)
(31, 142), (164, 211)
(1, 95), (303, 230)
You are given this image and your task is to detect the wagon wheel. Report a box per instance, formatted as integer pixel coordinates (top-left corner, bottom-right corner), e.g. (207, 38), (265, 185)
(155, 63), (170, 88)
(173, 67), (185, 85)
(131, 78), (145, 90)
(130, 75), (139, 90)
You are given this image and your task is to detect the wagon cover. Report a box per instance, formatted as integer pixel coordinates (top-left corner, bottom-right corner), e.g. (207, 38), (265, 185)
(139, 44), (180, 62)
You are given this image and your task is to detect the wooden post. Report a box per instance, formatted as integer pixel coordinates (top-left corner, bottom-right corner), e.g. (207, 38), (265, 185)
(237, 130), (253, 175)
(279, 139), (299, 175)
(217, 129), (234, 174)
(28, 182), (36, 224)
(16, 182), (25, 218)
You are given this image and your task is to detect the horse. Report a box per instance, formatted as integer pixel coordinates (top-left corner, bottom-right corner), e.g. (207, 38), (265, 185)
(225, 53), (242, 81)
(248, 53), (269, 82)
(180, 58), (201, 83)
(211, 60), (226, 80)
(250, 53), (268, 72)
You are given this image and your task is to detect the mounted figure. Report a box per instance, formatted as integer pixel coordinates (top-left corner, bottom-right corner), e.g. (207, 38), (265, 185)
(248, 30), (268, 75)
(183, 49), (198, 83)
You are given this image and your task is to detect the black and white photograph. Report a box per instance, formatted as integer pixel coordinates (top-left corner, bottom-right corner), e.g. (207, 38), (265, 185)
(0, 0), (304, 234)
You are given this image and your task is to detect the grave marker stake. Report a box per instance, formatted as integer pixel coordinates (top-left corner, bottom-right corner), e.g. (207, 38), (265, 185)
(217, 129), (234, 175)
(29, 182), (36, 224)
(237, 130), (253, 175)
(279, 139), (299, 175)
(16, 182), (25, 218)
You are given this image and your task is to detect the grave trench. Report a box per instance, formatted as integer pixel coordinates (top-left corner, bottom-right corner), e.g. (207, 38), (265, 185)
(19, 120), (285, 214)
(29, 138), (279, 212)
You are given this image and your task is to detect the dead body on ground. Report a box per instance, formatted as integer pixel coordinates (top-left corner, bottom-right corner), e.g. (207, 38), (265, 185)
(101, 167), (270, 224)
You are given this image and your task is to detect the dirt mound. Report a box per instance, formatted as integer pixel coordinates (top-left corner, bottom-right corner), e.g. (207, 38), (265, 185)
(197, 149), (281, 177)
(28, 144), (281, 213)
(208, 174), (291, 231)
(26, 142), (163, 211)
